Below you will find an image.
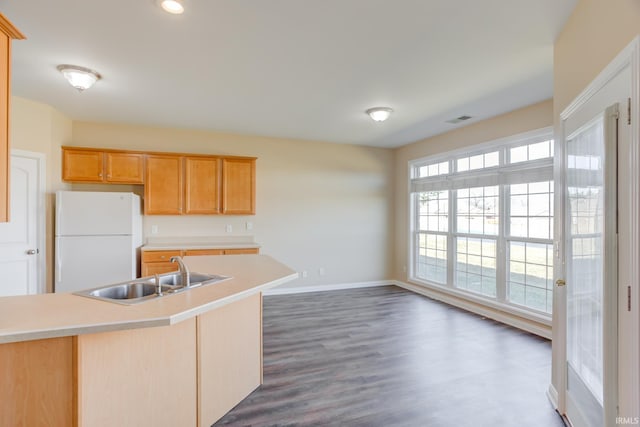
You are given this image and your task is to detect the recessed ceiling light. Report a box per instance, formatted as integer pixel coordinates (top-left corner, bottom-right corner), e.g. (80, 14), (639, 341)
(366, 107), (393, 122)
(157, 0), (184, 14)
(57, 64), (101, 92)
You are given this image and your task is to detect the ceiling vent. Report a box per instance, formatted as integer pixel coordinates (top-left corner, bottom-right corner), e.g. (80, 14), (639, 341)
(446, 115), (473, 124)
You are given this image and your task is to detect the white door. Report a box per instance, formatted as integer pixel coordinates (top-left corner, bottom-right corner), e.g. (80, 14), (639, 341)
(0, 153), (44, 296)
(561, 64), (630, 427)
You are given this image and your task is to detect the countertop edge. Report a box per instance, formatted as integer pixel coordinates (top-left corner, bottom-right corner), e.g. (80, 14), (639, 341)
(169, 272), (299, 324)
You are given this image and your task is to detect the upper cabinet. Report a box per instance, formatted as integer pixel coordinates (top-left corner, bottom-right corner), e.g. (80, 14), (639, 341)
(62, 148), (144, 184)
(222, 158), (255, 215)
(144, 155), (183, 215)
(62, 147), (256, 216)
(184, 156), (220, 215)
(0, 14), (25, 223)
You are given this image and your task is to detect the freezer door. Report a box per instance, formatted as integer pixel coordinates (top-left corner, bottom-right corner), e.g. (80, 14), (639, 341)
(56, 191), (139, 236)
(55, 236), (137, 293)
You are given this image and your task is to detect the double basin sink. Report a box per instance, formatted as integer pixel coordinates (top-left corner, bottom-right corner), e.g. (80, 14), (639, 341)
(75, 271), (230, 305)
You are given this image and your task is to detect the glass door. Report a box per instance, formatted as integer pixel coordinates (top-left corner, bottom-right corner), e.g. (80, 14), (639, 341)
(564, 105), (618, 427)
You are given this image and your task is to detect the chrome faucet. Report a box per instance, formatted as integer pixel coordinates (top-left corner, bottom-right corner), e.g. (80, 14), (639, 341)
(170, 256), (190, 288)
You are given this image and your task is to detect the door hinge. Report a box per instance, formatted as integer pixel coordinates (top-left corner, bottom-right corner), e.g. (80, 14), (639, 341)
(628, 97), (632, 125)
(628, 285), (632, 311)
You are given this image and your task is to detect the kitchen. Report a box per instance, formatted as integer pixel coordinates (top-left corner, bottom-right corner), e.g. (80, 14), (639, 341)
(1, 1), (640, 426)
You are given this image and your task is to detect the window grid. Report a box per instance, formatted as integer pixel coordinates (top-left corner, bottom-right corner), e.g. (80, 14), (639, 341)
(418, 190), (448, 233)
(455, 237), (497, 297)
(417, 160), (450, 178)
(416, 232), (447, 284)
(409, 131), (554, 317)
(507, 241), (554, 313)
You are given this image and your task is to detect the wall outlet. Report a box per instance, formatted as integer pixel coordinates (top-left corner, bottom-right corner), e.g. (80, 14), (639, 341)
(318, 267), (326, 276)
(246, 221), (253, 231)
(151, 225), (159, 235)
(225, 225), (233, 233)
(301, 270), (308, 278)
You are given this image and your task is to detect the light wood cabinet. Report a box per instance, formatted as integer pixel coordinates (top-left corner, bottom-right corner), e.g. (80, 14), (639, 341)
(0, 15), (25, 223)
(222, 158), (256, 215)
(185, 156), (220, 214)
(144, 155), (183, 215)
(62, 147), (144, 184)
(141, 247), (259, 276)
(105, 152), (144, 183)
(60, 146), (256, 216)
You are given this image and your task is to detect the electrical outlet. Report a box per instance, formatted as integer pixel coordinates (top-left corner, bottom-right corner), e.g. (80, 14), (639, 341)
(246, 222), (253, 231)
(301, 270), (308, 278)
(151, 225), (159, 235)
(318, 267), (325, 276)
(225, 225), (233, 233)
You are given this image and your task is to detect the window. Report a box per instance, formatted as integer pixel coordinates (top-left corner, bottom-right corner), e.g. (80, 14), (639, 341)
(410, 129), (554, 316)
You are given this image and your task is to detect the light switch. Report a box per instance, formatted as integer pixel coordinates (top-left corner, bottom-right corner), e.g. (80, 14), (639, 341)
(225, 225), (233, 233)
(151, 225), (159, 235)
(246, 222), (253, 231)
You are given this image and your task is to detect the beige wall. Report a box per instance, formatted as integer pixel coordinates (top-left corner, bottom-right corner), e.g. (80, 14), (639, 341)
(554, 0), (640, 121)
(70, 122), (395, 289)
(10, 96), (72, 291)
(393, 99), (553, 280)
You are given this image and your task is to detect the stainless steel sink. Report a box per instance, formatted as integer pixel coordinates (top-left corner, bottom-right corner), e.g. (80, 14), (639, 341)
(75, 272), (230, 305)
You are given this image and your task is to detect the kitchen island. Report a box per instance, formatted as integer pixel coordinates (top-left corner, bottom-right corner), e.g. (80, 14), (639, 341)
(0, 255), (297, 427)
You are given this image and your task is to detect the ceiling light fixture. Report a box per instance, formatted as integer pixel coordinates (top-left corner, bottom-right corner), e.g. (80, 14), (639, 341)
(366, 107), (393, 122)
(157, 0), (185, 14)
(57, 64), (101, 92)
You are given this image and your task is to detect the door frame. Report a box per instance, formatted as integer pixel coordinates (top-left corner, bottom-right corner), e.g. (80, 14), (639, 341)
(551, 36), (640, 423)
(10, 149), (46, 294)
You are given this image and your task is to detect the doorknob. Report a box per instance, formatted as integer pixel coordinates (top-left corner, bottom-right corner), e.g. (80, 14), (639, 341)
(556, 279), (566, 287)
(26, 249), (39, 255)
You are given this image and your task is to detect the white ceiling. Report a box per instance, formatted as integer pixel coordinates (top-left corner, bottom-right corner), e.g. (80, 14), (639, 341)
(4, 0), (577, 148)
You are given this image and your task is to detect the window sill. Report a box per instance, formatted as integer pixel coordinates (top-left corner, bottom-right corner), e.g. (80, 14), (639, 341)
(403, 277), (552, 331)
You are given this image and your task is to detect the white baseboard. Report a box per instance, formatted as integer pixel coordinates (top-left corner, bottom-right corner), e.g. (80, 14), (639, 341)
(263, 280), (391, 296)
(393, 280), (552, 339)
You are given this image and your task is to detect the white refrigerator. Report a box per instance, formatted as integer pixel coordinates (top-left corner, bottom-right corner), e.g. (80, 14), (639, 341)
(55, 191), (143, 293)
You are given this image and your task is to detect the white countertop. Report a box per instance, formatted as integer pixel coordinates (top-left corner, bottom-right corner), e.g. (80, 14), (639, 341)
(0, 255), (296, 344)
(142, 235), (261, 251)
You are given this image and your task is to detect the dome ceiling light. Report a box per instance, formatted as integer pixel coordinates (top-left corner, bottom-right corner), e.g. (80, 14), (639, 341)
(157, 0), (185, 14)
(366, 107), (393, 122)
(57, 64), (101, 92)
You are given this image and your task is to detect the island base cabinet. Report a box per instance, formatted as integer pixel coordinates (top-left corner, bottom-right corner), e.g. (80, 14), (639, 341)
(197, 293), (262, 426)
(0, 337), (75, 427)
(76, 318), (197, 427)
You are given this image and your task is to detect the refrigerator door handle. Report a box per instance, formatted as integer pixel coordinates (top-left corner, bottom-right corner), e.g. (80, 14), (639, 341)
(56, 239), (62, 283)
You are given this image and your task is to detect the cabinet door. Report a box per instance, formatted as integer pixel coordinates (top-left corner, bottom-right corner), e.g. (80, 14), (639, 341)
(105, 152), (144, 184)
(222, 158), (255, 215)
(0, 17), (24, 223)
(62, 149), (104, 182)
(0, 31), (8, 222)
(145, 155), (183, 215)
(185, 157), (220, 214)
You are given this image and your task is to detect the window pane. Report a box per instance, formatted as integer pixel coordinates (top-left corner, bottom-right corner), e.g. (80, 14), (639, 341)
(507, 241), (553, 313)
(508, 181), (553, 239)
(457, 157), (469, 172)
(418, 191), (448, 232)
(416, 232), (447, 284)
(455, 237), (497, 297)
(469, 154), (483, 170)
(485, 151), (499, 168)
(510, 145), (527, 163)
(529, 141), (550, 160)
(457, 186), (499, 235)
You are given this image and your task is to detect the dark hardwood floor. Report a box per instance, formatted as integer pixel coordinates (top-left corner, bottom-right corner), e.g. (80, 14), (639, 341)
(214, 285), (565, 427)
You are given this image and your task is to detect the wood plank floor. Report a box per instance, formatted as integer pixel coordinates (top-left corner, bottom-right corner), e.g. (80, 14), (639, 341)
(214, 286), (565, 427)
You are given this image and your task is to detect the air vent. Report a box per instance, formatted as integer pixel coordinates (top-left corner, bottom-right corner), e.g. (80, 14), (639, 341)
(446, 115), (473, 124)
